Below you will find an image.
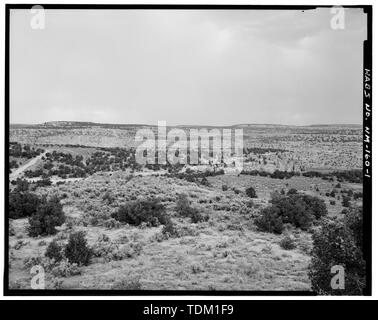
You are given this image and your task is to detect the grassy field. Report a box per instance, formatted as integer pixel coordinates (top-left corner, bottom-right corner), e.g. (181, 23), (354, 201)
(9, 171), (361, 291)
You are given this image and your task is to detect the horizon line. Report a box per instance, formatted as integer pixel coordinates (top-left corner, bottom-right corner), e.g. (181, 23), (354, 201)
(9, 120), (363, 128)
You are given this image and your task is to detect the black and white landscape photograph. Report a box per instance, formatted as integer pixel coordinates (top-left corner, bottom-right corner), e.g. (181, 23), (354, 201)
(6, 6), (370, 295)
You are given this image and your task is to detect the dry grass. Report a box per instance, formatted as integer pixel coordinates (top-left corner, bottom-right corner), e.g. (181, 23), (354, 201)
(8, 172), (318, 291)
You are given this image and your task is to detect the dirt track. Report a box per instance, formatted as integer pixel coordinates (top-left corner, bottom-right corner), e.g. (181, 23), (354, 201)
(9, 151), (47, 181)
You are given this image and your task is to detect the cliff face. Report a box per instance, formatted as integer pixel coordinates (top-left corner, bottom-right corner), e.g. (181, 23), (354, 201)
(10, 127), (138, 148)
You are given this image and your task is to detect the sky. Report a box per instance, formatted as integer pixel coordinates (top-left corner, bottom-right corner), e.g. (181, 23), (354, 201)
(10, 8), (367, 126)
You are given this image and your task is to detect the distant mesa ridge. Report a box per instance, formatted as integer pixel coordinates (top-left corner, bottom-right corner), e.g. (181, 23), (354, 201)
(10, 120), (362, 129)
(39, 121), (149, 128)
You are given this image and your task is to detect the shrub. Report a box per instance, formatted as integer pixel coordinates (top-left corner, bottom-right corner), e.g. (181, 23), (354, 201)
(102, 191), (114, 204)
(345, 207), (363, 249)
(175, 194), (207, 223)
(51, 259), (81, 277)
(9, 190), (41, 219)
(23, 256), (55, 272)
(233, 188), (241, 195)
(162, 220), (179, 237)
(35, 178), (52, 188)
(64, 231), (92, 266)
(176, 194), (191, 215)
(200, 177), (211, 187)
(309, 211), (365, 295)
(245, 200), (254, 208)
(222, 185), (228, 191)
(111, 277), (142, 290)
(342, 196), (351, 208)
(353, 191), (363, 200)
(246, 187), (257, 198)
(112, 199), (168, 227)
(28, 196), (65, 237)
(14, 178), (30, 192)
(103, 218), (121, 229)
(287, 188), (298, 195)
(255, 206), (284, 234)
(189, 208), (209, 223)
(255, 193), (327, 233)
(91, 234), (141, 261)
(45, 240), (63, 262)
(279, 235), (296, 250)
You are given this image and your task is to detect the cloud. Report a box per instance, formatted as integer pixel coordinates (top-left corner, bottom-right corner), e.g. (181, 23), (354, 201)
(10, 8), (367, 125)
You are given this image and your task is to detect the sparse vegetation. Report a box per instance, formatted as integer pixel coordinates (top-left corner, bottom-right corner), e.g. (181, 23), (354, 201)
(175, 194), (208, 223)
(8, 123), (364, 292)
(280, 235), (296, 250)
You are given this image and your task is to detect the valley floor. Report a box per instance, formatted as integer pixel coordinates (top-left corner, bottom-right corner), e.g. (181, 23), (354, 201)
(9, 172), (361, 291)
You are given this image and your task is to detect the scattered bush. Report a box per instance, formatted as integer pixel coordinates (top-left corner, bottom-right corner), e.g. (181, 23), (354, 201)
(200, 177), (211, 187)
(91, 233), (142, 261)
(246, 187), (257, 198)
(23, 256), (56, 272)
(13, 178), (30, 192)
(162, 220), (180, 237)
(28, 196), (65, 237)
(303, 170), (362, 184)
(9, 190), (41, 219)
(241, 169), (299, 180)
(51, 259), (81, 277)
(345, 207), (363, 249)
(176, 193), (191, 215)
(279, 235), (296, 250)
(45, 240), (63, 262)
(35, 178), (52, 188)
(189, 208), (208, 223)
(112, 199), (169, 227)
(342, 196), (351, 208)
(255, 193), (327, 233)
(353, 191), (363, 200)
(102, 191), (114, 204)
(255, 206), (284, 234)
(175, 194), (208, 223)
(309, 208), (365, 295)
(64, 231), (92, 266)
(233, 188), (241, 195)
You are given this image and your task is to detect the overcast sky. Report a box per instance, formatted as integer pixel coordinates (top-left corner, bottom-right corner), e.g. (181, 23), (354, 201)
(10, 8), (367, 126)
